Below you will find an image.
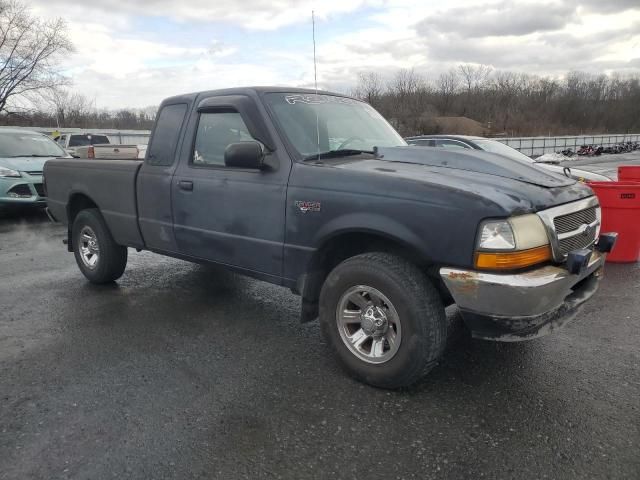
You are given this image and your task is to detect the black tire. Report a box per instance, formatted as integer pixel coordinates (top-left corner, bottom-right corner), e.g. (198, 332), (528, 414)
(319, 252), (447, 389)
(72, 208), (127, 284)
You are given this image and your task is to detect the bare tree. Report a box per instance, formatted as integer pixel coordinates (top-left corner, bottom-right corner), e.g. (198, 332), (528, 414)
(436, 69), (459, 115)
(354, 71), (384, 107)
(43, 88), (96, 128)
(458, 64), (492, 92)
(389, 68), (422, 98)
(458, 64), (492, 115)
(3, 64), (640, 136)
(0, 1), (73, 113)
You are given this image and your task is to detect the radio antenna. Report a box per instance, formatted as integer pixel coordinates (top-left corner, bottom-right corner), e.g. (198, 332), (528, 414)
(312, 10), (320, 161)
(312, 10), (318, 92)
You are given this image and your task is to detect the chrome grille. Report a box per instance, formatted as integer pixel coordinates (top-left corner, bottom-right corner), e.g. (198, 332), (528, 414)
(24, 171), (43, 176)
(554, 207), (597, 234)
(537, 196), (600, 262)
(558, 230), (597, 255)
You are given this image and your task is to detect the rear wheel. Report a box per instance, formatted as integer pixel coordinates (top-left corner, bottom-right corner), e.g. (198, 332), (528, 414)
(319, 252), (447, 388)
(72, 208), (127, 283)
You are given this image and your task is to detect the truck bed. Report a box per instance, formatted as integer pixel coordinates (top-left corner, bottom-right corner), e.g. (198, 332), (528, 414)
(45, 159), (145, 248)
(74, 144), (139, 160)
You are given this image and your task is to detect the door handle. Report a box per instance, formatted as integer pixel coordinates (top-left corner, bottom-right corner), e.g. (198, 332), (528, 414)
(178, 180), (193, 191)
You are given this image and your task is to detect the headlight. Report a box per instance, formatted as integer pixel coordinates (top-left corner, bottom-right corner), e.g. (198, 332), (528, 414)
(478, 220), (516, 250)
(0, 166), (20, 177)
(475, 214), (551, 270)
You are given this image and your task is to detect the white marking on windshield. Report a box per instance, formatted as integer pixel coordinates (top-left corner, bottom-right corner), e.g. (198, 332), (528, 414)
(284, 94), (359, 106)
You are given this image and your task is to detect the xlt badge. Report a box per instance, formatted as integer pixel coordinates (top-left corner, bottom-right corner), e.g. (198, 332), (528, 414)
(294, 200), (321, 213)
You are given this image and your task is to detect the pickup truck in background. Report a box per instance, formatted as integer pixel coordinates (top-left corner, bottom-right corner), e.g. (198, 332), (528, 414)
(44, 87), (617, 388)
(55, 133), (138, 159)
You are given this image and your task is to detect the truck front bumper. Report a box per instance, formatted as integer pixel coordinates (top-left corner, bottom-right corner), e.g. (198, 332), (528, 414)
(439, 250), (605, 341)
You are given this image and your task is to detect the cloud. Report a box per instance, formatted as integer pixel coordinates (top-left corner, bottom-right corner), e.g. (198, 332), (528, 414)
(401, 2), (640, 74)
(63, 23), (211, 79)
(22, 0), (640, 108)
(417, 2), (576, 38)
(32, 0), (379, 30)
(576, 0), (640, 13)
(70, 61), (287, 108)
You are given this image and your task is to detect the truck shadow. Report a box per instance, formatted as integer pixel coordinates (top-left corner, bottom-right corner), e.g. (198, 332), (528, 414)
(73, 257), (558, 398)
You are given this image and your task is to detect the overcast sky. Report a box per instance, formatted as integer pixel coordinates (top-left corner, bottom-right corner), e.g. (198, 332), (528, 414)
(31, 0), (640, 109)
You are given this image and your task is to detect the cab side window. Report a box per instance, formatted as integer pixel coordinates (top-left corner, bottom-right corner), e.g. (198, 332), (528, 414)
(192, 112), (254, 167)
(435, 139), (471, 149)
(147, 103), (188, 166)
(412, 139), (435, 147)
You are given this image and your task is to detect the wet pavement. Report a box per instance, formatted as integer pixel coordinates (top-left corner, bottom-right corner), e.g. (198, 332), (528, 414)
(0, 212), (639, 480)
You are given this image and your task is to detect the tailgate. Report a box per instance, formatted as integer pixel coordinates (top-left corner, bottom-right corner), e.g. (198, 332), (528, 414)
(94, 145), (139, 160)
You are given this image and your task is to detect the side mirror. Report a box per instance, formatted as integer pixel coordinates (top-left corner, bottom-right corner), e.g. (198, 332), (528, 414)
(224, 141), (265, 169)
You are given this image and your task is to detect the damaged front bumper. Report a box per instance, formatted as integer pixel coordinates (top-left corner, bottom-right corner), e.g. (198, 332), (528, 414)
(439, 250), (606, 341)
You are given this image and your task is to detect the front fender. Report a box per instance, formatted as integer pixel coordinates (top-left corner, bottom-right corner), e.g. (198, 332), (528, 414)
(312, 212), (430, 261)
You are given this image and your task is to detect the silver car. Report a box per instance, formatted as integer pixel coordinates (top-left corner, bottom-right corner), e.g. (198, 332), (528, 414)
(405, 135), (611, 182)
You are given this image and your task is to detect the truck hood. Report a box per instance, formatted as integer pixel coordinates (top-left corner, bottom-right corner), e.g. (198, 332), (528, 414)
(0, 156), (58, 172)
(375, 146), (575, 188)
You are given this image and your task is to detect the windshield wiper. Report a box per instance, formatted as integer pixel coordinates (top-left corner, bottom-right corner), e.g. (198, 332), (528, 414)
(303, 149), (375, 161)
(8, 154), (56, 158)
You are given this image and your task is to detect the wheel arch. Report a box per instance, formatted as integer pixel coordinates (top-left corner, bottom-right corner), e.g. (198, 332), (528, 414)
(298, 228), (449, 323)
(66, 192), (99, 252)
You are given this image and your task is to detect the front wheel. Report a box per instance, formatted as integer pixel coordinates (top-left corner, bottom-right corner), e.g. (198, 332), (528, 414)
(72, 208), (127, 284)
(319, 252), (447, 388)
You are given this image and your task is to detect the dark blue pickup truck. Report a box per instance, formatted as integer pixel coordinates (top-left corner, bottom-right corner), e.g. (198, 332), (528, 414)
(44, 87), (616, 388)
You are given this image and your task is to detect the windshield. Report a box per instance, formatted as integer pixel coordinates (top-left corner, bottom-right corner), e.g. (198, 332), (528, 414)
(0, 131), (66, 157)
(474, 139), (533, 163)
(264, 93), (406, 158)
(68, 134), (110, 147)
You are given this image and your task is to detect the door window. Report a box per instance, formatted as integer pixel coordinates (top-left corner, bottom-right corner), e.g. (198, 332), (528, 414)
(435, 139), (471, 149)
(412, 139), (435, 147)
(192, 112), (254, 167)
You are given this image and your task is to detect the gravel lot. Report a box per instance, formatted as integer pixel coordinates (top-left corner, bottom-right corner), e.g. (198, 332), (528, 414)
(1, 205), (639, 479)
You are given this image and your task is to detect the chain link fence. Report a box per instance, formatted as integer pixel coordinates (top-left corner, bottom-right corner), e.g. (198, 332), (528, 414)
(6, 125), (640, 157)
(0, 126), (152, 145)
(497, 134), (640, 157)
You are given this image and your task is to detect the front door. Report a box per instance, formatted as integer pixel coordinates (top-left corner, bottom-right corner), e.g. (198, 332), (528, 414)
(171, 106), (289, 282)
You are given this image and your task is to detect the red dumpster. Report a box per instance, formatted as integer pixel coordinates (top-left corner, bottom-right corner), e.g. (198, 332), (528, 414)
(618, 165), (640, 182)
(589, 181), (640, 262)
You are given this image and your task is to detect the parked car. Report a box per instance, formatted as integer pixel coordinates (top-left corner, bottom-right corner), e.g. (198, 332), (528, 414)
(405, 135), (612, 182)
(0, 128), (69, 212)
(55, 133), (138, 159)
(44, 87), (616, 388)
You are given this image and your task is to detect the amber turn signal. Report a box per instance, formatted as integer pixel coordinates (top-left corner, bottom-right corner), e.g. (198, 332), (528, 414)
(475, 245), (552, 270)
